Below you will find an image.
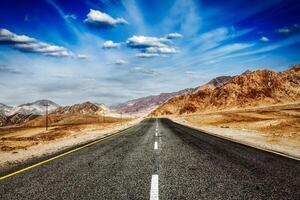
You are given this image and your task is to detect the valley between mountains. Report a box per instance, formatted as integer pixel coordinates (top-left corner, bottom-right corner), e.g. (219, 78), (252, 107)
(0, 65), (299, 167)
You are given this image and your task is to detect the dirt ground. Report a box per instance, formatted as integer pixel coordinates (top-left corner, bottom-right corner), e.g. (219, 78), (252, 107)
(0, 119), (130, 152)
(171, 103), (300, 158)
(0, 117), (142, 168)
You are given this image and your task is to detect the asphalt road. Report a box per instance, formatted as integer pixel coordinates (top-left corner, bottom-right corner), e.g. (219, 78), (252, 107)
(0, 118), (299, 200)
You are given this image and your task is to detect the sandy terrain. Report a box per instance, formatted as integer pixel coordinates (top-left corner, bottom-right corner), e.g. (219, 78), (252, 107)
(0, 118), (142, 168)
(170, 103), (300, 158)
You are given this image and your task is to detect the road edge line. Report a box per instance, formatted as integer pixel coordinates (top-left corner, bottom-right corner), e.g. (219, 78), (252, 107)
(0, 122), (139, 181)
(169, 118), (300, 161)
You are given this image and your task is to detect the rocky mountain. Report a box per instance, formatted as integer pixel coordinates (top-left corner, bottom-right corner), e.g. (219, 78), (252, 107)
(7, 100), (60, 116)
(0, 113), (40, 127)
(194, 75), (233, 92)
(0, 101), (111, 127)
(52, 101), (105, 115)
(24, 102), (119, 127)
(111, 88), (193, 115)
(0, 100), (60, 126)
(112, 75), (233, 115)
(0, 103), (12, 116)
(150, 66), (300, 116)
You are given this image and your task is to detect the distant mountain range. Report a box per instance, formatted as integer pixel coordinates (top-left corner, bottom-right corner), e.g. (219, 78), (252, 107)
(0, 103), (12, 116)
(111, 88), (194, 115)
(0, 100), (60, 116)
(1, 65), (299, 126)
(53, 101), (105, 115)
(0, 75), (235, 119)
(0, 101), (111, 127)
(111, 75), (234, 115)
(24, 102), (118, 127)
(150, 65), (300, 116)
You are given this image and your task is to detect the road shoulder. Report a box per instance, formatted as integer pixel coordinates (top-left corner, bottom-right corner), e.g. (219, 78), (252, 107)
(169, 117), (300, 161)
(0, 118), (143, 170)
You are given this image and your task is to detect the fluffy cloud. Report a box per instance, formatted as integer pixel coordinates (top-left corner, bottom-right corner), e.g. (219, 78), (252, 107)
(126, 35), (180, 58)
(276, 24), (300, 35)
(84, 9), (128, 28)
(277, 28), (291, 34)
(14, 42), (66, 53)
(144, 46), (178, 54)
(135, 53), (160, 58)
(0, 29), (35, 44)
(77, 54), (88, 59)
(114, 59), (126, 65)
(0, 28), (77, 57)
(166, 32), (183, 39)
(102, 40), (121, 49)
(260, 36), (270, 42)
(126, 35), (169, 48)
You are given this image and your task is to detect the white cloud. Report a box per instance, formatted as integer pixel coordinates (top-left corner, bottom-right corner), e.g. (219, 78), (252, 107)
(260, 36), (270, 42)
(14, 42), (66, 53)
(0, 29), (35, 44)
(166, 32), (183, 39)
(13, 42), (73, 57)
(84, 9), (128, 28)
(77, 54), (88, 59)
(136, 53), (160, 58)
(277, 28), (291, 34)
(144, 46), (178, 54)
(45, 51), (73, 57)
(126, 35), (179, 58)
(102, 40), (121, 49)
(64, 14), (77, 20)
(126, 35), (169, 48)
(115, 59), (127, 65)
(0, 28), (79, 58)
(276, 24), (300, 34)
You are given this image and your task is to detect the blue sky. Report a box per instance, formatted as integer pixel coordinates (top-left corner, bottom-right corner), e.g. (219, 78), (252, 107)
(0, 0), (300, 106)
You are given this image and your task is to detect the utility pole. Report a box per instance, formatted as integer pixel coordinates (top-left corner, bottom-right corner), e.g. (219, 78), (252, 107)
(103, 111), (106, 123)
(121, 112), (123, 125)
(45, 103), (48, 131)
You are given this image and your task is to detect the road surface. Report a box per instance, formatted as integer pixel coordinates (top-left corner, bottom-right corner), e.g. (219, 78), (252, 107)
(0, 118), (299, 199)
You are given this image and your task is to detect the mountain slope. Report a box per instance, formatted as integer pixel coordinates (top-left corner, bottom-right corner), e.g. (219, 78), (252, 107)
(150, 66), (300, 116)
(194, 75), (233, 92)
(0, 103), (13, 116)
(111, 88), (193, 115)
(0, 102), (113, 127)
(8, 100), (60, 116)
(0, 113), (40, 127)
(112, 75), (233, 115)
(53, 101), (104, 115)
(25, 102), (119, 127)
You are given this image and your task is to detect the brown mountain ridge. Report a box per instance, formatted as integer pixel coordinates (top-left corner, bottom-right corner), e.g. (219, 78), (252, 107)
(150, 65), (300, 116)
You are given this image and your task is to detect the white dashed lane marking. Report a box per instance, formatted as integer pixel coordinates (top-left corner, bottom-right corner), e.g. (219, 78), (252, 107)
(151, 119), (159, 200)
(150, 174), (159, 200)
(154, 141), (158, 150)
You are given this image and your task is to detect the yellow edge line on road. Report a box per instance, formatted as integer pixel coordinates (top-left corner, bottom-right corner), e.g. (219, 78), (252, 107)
(0, 131), (124, 181)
